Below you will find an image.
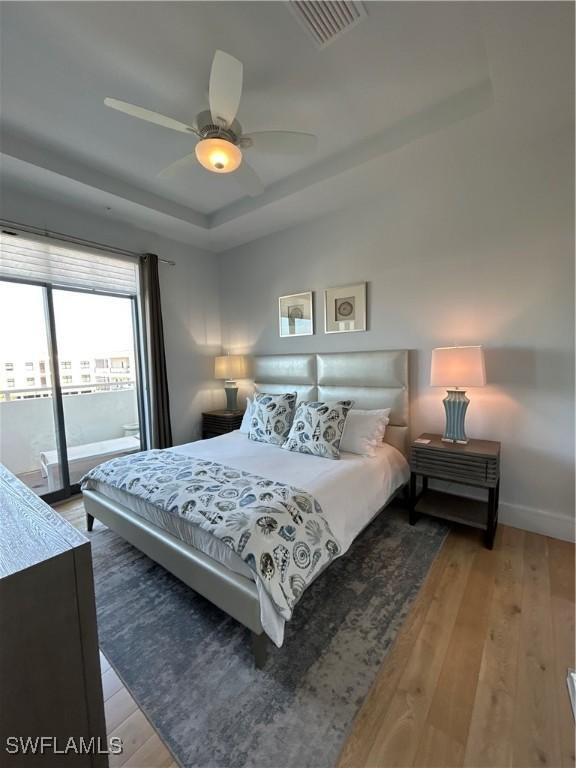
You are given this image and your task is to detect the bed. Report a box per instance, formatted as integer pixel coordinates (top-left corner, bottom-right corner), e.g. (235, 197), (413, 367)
(82, 350), (410, 665)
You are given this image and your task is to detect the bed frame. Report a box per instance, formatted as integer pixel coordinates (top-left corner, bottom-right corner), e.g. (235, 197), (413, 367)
(83, 350), (410, 667)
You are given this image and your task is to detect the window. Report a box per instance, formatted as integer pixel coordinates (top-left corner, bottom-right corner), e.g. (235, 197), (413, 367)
(0, 232), (143, 500)
(95, 359), (109, 369)
(25, 361), (34, 371)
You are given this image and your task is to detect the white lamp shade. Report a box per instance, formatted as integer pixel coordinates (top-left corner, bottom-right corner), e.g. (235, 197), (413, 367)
(430, 346), (486, 388)
(215, 354), (248, 380)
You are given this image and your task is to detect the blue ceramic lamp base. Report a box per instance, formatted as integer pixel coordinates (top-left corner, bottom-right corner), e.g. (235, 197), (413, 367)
(442, 389), (470, 444)
(224, 381), (239, 411)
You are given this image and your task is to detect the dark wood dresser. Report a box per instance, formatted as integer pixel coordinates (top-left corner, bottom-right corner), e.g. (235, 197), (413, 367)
(0, 466), (107, 766)
(202, 409), (244, 439)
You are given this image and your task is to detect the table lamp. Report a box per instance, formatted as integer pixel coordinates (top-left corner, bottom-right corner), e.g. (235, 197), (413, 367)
(214, 354), (248, 411)
(430, 346), (486, 444)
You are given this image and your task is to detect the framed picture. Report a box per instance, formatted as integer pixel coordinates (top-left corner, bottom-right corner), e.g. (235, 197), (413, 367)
(278, 291), (314, 337)
(324, 282), (367, 333)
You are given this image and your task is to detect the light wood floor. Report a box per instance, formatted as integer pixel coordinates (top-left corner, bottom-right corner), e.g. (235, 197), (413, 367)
(56, 496), (575, 768)
(338, 525), (575, 768)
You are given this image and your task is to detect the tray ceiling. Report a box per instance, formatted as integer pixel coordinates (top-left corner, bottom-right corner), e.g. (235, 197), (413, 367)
(0, 2), (572, 252)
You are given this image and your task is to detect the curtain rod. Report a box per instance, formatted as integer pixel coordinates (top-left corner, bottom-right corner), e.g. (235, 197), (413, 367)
(0, 218), (176, 266)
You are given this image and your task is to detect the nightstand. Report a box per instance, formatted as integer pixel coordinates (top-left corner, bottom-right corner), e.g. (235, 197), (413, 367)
(409, 433), (501, 549)
(202, 409), (243, 439)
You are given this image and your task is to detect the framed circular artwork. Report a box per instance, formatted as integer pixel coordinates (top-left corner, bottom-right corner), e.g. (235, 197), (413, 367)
(324, 283), (367, 333)
(278, 292), (314, 337)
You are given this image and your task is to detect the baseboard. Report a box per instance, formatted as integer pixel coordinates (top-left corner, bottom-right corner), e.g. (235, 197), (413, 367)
(498, 502), (575, 543)
(429, 479), (575, 543)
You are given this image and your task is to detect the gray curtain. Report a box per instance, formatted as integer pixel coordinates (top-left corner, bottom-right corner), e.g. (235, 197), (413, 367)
(140, 253), (173, 449)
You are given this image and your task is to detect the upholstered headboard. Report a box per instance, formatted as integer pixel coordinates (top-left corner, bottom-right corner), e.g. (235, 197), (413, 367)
(252, 350), (409, 456)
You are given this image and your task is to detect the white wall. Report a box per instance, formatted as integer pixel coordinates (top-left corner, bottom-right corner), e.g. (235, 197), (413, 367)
(219, 122), (574, 541)
(0, 188), (222, 446)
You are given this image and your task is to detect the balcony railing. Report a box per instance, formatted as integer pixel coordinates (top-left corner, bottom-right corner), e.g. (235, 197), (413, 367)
(0, 381), (136, 402)
(0, 386), (140, 495)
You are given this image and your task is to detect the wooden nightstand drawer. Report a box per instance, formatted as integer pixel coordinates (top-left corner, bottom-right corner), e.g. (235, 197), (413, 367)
(411, 447), (498, 487)
(202, 410), (243, 439)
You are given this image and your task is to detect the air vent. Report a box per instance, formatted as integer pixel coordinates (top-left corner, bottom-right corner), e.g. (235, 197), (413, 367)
(288, 1), (367, 49)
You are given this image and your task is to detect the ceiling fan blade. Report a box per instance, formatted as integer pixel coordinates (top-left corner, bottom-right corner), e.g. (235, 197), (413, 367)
(104, 98), (197, 135)
(157, 152), (198, 178)
(244, 131), (317, 155)
(233, 160), (264, 197)
(209, 50), (243, 127)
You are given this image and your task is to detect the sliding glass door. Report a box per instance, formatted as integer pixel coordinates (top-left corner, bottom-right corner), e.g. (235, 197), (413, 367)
(0, 278), (145, 502)
(53, 288), (143, 488)
(0, 281), (65, 495)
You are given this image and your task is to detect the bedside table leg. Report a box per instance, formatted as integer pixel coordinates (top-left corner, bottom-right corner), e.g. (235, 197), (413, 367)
(485, 482), (499, 550)
(409, 472), (417, 525)
(401, 483), (410, 508)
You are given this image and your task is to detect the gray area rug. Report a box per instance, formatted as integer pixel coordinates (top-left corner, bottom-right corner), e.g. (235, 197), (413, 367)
(89, 505), (447, 768)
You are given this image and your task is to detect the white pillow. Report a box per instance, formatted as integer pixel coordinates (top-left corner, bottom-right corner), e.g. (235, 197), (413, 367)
(239, 396), (253, 433)
(340, 408), (391, 457)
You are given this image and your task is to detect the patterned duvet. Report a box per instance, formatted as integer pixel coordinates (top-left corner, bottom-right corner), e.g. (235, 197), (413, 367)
(81, 449), (341, 620)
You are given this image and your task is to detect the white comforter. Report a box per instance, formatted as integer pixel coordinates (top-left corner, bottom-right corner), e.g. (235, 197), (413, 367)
(172, 432), (409, 553)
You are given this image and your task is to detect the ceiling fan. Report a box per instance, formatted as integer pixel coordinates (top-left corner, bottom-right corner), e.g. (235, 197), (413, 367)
(104, 50), (317, 197)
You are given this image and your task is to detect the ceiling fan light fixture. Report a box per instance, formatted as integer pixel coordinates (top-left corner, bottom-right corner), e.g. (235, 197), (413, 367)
(195, 138), (242, 174)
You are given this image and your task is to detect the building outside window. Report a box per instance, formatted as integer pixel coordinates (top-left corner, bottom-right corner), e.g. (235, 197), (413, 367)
(40, 376), (47, 386)
(111, 356), (130, 370)
(62, 375), (72, 384)
(61, 361), (72, 369)
(80, 360), (90, 369)
(81, 374), (91, 383)
(39, 361), (46, 373)
(26, 377), (35, 386)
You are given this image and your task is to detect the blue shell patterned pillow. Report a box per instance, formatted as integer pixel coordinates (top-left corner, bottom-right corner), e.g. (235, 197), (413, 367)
(282, 400), (354, 460)
(248, 392), (297, 446)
